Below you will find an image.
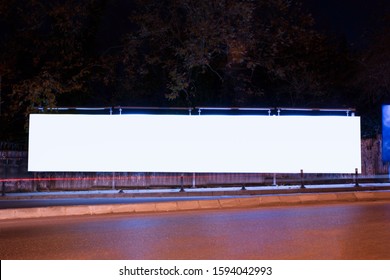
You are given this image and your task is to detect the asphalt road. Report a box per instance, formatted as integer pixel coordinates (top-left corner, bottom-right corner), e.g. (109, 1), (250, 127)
(0, 196), (241, 209)
(1, 201), (390, 260)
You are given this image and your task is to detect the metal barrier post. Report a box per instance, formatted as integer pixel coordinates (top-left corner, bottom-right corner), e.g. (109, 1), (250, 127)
(354, 168), (360, 187)
(112, 172), (116, 190)
(273, 173), (277, 186)
(180, 173), (185, 192)
(192, 172), (196, 188)
(300, 169), (305, 189)
(2, 153), (7, 196)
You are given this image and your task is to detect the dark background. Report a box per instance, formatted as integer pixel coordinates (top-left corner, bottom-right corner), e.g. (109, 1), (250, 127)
(0, 0), (389, 143)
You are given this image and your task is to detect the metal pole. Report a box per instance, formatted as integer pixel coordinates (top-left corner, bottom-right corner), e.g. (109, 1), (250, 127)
(354, 168), (360, 187)
(33, 172), (37, 192)
(112, 172), (116, 190)
(192, 172), (196, 188)
(180, 173), (185, 192)
(300, 169), (305, 189)
(2, 154), (7, 196)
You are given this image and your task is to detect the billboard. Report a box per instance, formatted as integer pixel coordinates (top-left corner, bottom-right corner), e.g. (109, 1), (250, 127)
(382, 105), (390, 162)
(28, 114), (361, 173)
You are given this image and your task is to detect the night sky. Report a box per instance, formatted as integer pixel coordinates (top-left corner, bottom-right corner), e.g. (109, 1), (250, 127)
(120, 0), (389, 46)
(313, 0), (377, 34)
(94, 0), (390, 51)
(304, 0), (388, 47)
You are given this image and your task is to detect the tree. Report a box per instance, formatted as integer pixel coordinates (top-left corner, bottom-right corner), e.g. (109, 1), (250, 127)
(0, 0), (107, 118)
(347, 12), (390, 137)
(356, 16), (390, 106)
(121, 0), (329, 106)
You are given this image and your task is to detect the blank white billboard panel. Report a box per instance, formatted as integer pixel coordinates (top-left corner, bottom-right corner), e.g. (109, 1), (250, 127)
(28, 114), (361, 173)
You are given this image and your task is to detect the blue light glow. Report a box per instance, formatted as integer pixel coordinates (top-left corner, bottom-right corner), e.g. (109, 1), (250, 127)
(382, 105), (390, 162)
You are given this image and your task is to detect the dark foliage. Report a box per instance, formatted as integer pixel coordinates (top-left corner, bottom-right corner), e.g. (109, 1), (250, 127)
(0, 0), (389, 141)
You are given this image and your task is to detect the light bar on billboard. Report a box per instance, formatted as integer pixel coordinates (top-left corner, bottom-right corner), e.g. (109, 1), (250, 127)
(28, 114), (361, 173)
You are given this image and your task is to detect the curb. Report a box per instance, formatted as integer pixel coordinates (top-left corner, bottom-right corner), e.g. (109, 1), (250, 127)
(2, 186), (390, 200)
(1, 191), (390, 221)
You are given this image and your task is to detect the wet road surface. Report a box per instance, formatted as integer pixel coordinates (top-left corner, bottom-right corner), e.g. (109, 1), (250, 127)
(1, 201), (389, 259)
(0, 196), (241, 209)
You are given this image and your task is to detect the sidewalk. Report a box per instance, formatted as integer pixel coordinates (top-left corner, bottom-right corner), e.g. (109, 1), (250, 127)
(1, 183), (390, 221)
